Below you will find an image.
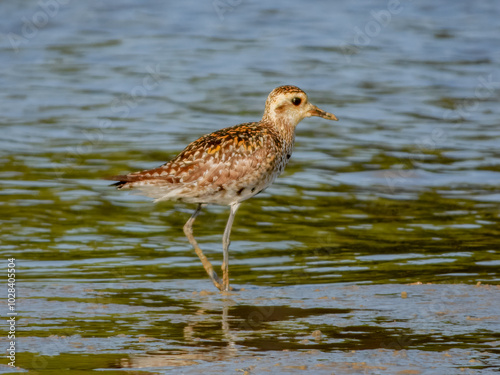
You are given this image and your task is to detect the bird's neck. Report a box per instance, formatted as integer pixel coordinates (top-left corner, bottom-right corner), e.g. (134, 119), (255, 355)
(261, 114), (296, 151)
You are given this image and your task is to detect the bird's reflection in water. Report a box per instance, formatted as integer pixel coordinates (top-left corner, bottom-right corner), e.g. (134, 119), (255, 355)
(119, 298), (238, 369)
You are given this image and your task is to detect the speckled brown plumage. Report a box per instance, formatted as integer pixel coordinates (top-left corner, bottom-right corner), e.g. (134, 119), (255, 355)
(111, 122), (287, 205)
(108, 85), (338, 292)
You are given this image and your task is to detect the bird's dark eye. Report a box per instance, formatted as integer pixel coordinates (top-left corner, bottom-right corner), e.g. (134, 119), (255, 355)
(291, 97), (302, 106)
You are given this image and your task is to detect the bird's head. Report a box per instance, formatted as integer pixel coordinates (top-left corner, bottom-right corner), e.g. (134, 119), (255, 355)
(262, 85), (338, 128)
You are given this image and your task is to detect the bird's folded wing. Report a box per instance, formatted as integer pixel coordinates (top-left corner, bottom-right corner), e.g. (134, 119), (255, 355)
(108, 123), (281, 189)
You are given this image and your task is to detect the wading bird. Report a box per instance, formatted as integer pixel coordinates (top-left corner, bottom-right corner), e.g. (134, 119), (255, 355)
(109, 85), (338, 291)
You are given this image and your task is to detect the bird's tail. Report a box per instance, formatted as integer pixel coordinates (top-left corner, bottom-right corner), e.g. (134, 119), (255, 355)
(104, 175), (132, 189)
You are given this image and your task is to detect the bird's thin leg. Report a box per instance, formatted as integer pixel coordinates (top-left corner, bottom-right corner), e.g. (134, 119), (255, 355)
(222, 202), (240, 292)
(183, 204), (223, 291)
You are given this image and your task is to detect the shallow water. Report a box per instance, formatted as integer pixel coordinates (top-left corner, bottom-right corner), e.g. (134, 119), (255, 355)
(1, 0), (499, 373)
